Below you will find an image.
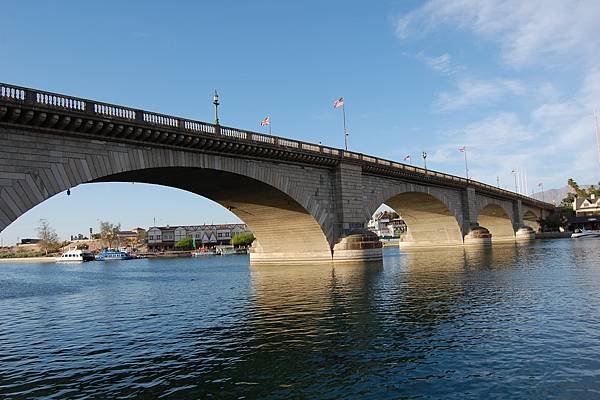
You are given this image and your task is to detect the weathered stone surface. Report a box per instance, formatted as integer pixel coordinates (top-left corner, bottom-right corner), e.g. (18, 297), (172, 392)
(0, 85), (553, 263)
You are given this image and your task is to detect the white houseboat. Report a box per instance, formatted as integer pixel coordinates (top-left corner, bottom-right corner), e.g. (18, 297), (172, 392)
(55, 248), (95, 262)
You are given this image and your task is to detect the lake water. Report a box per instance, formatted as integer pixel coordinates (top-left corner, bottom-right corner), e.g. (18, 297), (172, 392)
(1, 239), (600, 399)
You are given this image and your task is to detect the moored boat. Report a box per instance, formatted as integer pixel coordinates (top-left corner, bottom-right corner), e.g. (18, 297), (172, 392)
(55, 248), (95, 262)
(571, 229), (600, 238)
(95, 248), (135, 261)
(215, 245), (236, 255)
(191, 248), (216, 257)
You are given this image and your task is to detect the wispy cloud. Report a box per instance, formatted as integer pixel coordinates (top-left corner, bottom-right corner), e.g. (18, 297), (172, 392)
(411, 52), (462, 76)
(394, 0), (600, 67)
(435, 78), (526, 111)
(394, 1), (600, 187)
(431, 70), (600, 186)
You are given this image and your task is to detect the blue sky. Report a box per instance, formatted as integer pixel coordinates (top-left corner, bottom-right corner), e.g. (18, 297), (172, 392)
(1, 0), (599, 244)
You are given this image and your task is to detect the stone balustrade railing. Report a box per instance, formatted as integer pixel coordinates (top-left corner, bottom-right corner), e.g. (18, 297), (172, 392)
(0, 82), (550, 207)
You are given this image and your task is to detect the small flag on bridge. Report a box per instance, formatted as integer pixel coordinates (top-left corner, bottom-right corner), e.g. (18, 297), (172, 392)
(404, 155), (411, 161)
(458, 146), (465, 152)
(333, 97), (344, 109)
(260, 116), (270, 126)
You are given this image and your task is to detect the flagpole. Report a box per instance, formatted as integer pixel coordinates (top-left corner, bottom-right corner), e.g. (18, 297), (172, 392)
(594, 109), (600, 165)
(342, 103), (348, 151)
(463, 147), (469, 180)
(269, 117), (271, 135)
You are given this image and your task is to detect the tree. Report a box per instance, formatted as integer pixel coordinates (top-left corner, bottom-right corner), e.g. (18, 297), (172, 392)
(37, 219), (60, 255)
(99, 221), (121, 248)
(138, 230), (148, 242)
(231, 232), (255, 247)
(175, 237), (193, 250)
(538, 209), (572, 232)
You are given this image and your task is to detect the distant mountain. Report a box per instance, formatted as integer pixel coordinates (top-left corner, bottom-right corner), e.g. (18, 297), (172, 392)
(531, 184), (595, 206)
(531, 186), (570, 206)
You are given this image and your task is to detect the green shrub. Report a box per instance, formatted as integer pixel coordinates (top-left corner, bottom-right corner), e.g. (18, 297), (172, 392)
(175, 237), (194, 250)
(231, 232), (255, 247)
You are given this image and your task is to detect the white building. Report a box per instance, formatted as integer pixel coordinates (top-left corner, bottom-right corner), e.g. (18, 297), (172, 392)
(147, 224), (250, 250)
(367, 211), (406, 238)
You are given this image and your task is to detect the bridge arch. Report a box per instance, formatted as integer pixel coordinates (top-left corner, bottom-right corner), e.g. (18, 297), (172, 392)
(476, 204), (515, 243)
(523, 209), (541, 232)
(365, 183), (464, 248)
(0, 146), (336, 264)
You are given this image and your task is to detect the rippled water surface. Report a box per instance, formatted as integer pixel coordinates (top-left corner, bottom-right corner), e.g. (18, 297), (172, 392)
(1, 239), (600, 399)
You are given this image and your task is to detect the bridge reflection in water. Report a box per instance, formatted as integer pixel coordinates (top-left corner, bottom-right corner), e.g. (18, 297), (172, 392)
(2, 240), (599, 398)
(192, 245), (530, 397)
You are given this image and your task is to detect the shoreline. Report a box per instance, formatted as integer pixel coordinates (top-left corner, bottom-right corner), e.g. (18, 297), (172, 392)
(0, 256), (56, 263)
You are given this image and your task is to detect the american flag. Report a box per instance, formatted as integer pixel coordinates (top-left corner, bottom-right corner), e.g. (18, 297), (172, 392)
(260, 116), (270, 126)
(458, 146), (466, 152)
(333, 97), (344, 109)
(404, 155), (411, 161)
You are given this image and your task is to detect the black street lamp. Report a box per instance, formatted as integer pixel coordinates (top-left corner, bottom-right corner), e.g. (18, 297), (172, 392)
(421, 151), (428, 170)
(213, 90), (220, 125)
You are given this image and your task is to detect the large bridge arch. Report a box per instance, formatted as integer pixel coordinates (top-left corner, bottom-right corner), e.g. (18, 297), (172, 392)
(476, 204), (515, 243)
(0, 137), (338, 264)
(363, 180), (465, 248)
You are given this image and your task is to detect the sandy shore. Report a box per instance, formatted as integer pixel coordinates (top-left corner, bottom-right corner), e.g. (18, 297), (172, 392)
(0, 257), (56, 263)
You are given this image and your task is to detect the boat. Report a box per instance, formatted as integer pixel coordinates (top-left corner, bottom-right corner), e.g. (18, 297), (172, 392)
(571, 229), (600, 238)
(55, 248), (95, 262)
(191, 248), (216, 257)
(214, 245), (239, 255)
(95, 248), (135, 261)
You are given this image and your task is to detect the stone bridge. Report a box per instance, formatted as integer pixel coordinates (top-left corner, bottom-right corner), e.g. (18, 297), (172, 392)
(0, 83), (553, 264)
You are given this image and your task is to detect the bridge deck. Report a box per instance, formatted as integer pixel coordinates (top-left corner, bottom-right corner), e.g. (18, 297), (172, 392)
(0, 82), (552, 210)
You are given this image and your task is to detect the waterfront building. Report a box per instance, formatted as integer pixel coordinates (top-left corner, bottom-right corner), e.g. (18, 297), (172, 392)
(569, 194), (600, 230)
(367, 211), (406, 238)
(20, 238), (40, 245)
(147, 224), (250, 250)
(116, 228), (146, 243)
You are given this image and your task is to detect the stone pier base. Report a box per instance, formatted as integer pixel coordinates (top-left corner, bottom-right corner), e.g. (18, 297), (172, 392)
(249, 230), (383, 265)
(515, 226), (536, 241)
(332, 230), (383, 263)
(463, 226), (493, 246)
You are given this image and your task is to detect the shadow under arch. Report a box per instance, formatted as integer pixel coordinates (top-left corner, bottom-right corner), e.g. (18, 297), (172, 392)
(2, 167), (334, 264)
(477, 204), (515, 243)
(382, 192), (464, 248)
(523, 210), (540, 231)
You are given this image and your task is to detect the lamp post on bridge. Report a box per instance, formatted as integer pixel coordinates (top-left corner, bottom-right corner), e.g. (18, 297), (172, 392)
(213, 90), (220, 125)
(421, 151), (428, 170)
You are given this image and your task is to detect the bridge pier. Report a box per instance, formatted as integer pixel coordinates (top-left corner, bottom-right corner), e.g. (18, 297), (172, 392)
(332, 230), (382, 263)
(249, 230), (382, 265)
(515, 226), (536, 241)
(513, 200), (536, 241)
(463, 225), (493, 246)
